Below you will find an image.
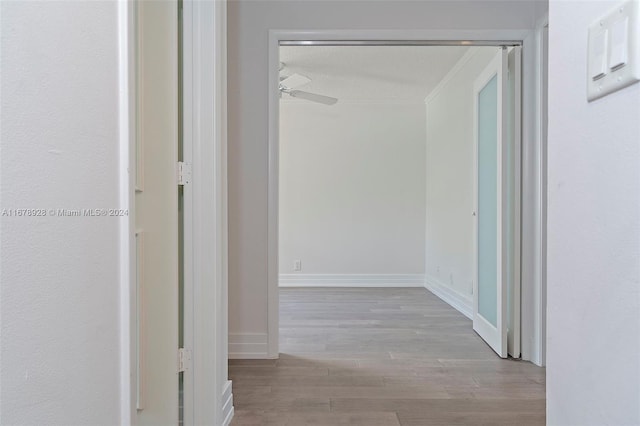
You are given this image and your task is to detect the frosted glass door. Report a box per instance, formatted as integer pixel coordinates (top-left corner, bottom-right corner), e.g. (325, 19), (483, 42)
(473, 49), (508, 358)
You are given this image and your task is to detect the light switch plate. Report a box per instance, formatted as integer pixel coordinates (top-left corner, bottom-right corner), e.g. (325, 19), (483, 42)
(587, 0), (640, 101)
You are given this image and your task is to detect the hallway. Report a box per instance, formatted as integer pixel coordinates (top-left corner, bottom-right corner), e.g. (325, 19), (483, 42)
(229, 288), (545, 425)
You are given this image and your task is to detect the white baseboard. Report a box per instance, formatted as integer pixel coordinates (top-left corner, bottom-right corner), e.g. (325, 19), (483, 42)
(424, 275), (473, 319)
(221, 380), (234, 426)
(279, 274), (425, 287)
(228, 333), (270, 359)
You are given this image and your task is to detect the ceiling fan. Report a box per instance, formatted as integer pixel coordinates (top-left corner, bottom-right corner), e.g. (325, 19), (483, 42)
(279, 63), (338, 106)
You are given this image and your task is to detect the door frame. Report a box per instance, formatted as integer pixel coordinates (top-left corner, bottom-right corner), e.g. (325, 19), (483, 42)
(118, 0), (137, 422)
(533, 13), (549, 367)
(118, 1), (232, 425)
(181, 0), (233, 425)
(266, 29), (545, 363)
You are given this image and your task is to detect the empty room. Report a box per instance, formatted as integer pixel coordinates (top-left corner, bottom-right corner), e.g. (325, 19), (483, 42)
(229, 44), (545, 425)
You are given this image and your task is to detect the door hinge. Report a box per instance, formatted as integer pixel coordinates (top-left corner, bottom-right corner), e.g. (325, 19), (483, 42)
(177, 161), (192, 186)
(178, 348), (192, 372)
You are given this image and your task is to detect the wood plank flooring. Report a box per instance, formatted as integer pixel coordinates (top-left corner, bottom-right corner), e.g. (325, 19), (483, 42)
(230, 288), (545, 426)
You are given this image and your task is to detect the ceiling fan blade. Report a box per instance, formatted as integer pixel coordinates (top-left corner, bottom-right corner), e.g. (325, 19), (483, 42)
(280, 73), (311, 89)
(288, 90), (338, 105)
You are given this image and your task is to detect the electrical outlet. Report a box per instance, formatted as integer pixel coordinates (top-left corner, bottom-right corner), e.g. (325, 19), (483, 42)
(294, 260), (302, 272)
(449, 273), (454, 285)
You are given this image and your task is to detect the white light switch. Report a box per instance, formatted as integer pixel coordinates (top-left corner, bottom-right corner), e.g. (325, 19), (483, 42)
(587, 0), (640, 101)
(609, 16), (629, 70)
(590, 29), (608, 80)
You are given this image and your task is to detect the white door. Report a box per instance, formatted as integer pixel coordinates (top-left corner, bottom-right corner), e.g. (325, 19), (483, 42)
(473, 48), (509, 358)
(134, 0), (179, 423)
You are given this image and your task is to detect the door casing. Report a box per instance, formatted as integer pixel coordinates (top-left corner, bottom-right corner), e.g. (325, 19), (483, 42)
(118, 1), (231, 424)
(266, 30), (544, 365)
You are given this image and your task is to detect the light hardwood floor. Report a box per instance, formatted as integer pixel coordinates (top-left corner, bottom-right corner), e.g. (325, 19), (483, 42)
(230, 288), (545, 425)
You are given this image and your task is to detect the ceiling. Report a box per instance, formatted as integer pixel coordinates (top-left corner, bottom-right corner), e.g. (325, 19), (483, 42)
(280, 45), (494, 102)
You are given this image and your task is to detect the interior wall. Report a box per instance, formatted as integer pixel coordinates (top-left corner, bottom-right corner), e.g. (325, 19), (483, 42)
(0, 1), (122, 424)
(547, 1), (640, 424)
(228, 0), (543, 347)
(279, 100), (426, 280)
(424, 47), (496, 300)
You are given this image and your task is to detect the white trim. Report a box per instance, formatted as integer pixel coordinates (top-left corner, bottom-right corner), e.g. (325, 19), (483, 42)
(498, 48), (510, 360)
(268, 31), (280, 360)
(182, 0), (231, 424)
(134, 230), (145, 410)
(517, 22), (547, 367)
(279, 274), (425, 287)
(281, 98), (425, 106)
(182, 0), (195, 421)
(424, 276), (473, 320)
(271, 29), (533, 43)
(221, 381), (234, 426)
(534, 14), (549, 367)
(229, 333), (271, 359)
(508, 45), (523, 359)
(424, 48), (481, 105)
(281, 40), (520, 47)
(499, 47), (510, 360)
(268, 28), (540, 371)
(118, 0), (135, 423)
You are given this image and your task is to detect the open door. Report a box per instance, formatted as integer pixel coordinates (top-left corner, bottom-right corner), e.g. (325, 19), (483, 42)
(134, 0), (179, 423)
(473, 48), (509, 358)
(506, 46), (522, 359)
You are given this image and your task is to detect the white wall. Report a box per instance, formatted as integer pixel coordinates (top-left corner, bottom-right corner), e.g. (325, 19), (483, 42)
(279, 100), (426, 280)
(0, 1), (122, 424)
(546, 1), (640, 425)
(228, 0), (544, 345)
(424, 48), (496, 301)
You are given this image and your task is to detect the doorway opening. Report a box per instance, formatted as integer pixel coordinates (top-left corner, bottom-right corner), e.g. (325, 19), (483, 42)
(274, 41), (522, 359)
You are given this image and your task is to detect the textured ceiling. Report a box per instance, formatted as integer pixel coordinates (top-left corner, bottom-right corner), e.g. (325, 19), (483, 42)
(280, 45), (493, 102)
